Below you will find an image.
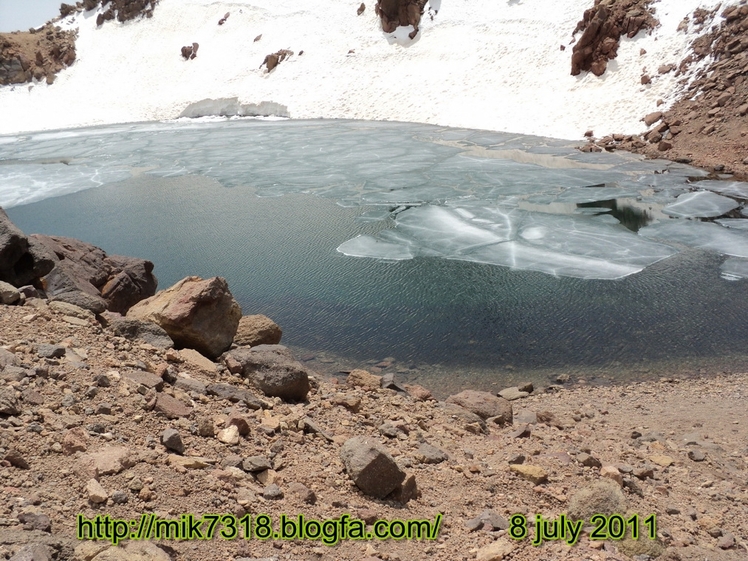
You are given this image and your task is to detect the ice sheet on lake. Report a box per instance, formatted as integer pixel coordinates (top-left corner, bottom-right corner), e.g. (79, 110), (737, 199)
(0, 119), (736, 279)
(639, 220), (748, 258)
(720, 257), (748, 280)
(662, 191), (739, 218)
(336, 235), (413, 260)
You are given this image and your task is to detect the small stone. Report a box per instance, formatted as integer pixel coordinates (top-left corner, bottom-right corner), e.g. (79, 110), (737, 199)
(161, 428), (185, 454)
(577, 452), (602, 468)
(86, 479), (108, 504)
(154, 394), (193, 419)
(62, 427), (89, 455)
(510, 424), (531, 438)
(262, 484), (284, 500)
(498, 387), (529, 401)
(37, 344), (65, 359)
(4, 449), (29, 469)
(197, 416), (214, 437)
(476, 539), (515, 561)
(718, 532), (735, 549)
(242, 456), (272, 473)
(507, 454), (525, 465)
(649, 454), (674, 467)
(600, 465), (623, 487)
(415, 443), (449, 464)
(288, 482), (316, 504)
(405, 384), (432, 401)
(217, 425), (240, 445)
(111, 490), (128, 504)
(510, 464), (548, 484)
(688, 449), (706, 462)
(347, 369), (381, 390)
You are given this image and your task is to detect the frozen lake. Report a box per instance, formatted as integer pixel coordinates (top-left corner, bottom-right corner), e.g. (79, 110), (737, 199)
(3, 119), (748, 393)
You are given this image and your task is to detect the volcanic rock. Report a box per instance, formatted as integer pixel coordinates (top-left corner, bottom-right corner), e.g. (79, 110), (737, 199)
(127, 276), (241, 359)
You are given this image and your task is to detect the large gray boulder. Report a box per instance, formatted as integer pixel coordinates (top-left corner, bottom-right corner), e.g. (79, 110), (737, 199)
(127, 276), (241, 359)
(110, 318), (174, 349)
(340, 436), (406, 499)
(226, 345), (310, 401)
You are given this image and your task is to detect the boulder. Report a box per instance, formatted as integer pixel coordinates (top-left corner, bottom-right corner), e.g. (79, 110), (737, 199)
(31, 234), (156, 313)
(226, 345), (310, 401)
(0, 209), (54, 287)
(127, 276), (241, 359)
(0, 280), (21, 304)
(234, 314), (282, 346)
(340, 436), (406, 499)
(445, 390), (513, 423)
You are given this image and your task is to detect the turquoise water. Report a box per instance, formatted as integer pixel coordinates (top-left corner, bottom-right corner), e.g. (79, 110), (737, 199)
(3, 119), (748, 393)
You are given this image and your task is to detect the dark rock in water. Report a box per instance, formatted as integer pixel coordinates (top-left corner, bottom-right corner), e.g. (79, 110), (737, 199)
(226, 345), (310, 402)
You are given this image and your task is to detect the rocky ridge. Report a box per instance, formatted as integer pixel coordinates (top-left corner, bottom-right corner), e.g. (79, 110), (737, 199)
(578, 1), (748, 178)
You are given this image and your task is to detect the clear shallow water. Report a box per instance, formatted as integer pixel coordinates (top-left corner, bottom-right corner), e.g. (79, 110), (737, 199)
(2, 119), (748, 393)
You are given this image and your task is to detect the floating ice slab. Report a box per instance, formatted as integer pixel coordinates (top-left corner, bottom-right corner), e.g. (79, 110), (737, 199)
(639, 220), (748, 258)
(697, 180), (748, 200)
(662, 191), (739, 218)
(715, 219), (748, 230)
(336, 235), (413, 260)
(458, 241), (642, 279)
(720, 257), (748, 280)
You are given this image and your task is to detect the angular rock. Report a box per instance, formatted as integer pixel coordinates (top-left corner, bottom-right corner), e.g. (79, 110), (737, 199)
(415, 443), (449, 464)
(154, 394), (193, 419)
(174, 376), (207, 395)
(161, 428), (185, 454)
(445, 390), (513, 423)
(205, 383), (263, 409)
(110, 318), (173, 349)
(0, 280), (21, 304)
(347, 369), (381, 390)
(234, 314), (282, 347)
(84, 540), (171, 561)
(437, 402), (487, 432)
(498, 387), (529, 401)
(217, 425), (240, 445)
(476, 539), (515, 561)
(226, 345), (310, 401)
(177, 349), (217, 372)
(87, 479), (108, 504)
(340, 436), (406, 499)
(287, 482), (316, 504)
(242, 456), (272, 473)
(36, 344), (65, 359)
(8, 544), (53, 561)
(510, 464), (548, 484)
(0, 387), (21, 415)
(127, 276), (241, 359)
(5, 449), (29, 469)
(62, 427), (88, 455)
(122, 370), (164, 392)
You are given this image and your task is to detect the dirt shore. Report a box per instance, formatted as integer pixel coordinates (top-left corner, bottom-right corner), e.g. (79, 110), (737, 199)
(1, 300), (746, 561)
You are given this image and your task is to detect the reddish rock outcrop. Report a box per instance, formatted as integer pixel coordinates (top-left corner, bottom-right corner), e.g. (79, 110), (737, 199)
(571, 0), (657, 76)
(32, 234), (157, 313)
(127, 276), (242, 359)
(234, 314), (282, 347)
(375, 0), (428, 39)
(0, 25), (76, 86)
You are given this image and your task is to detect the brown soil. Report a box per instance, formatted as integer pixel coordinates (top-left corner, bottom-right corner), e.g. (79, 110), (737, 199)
(1, 302), (747, 561)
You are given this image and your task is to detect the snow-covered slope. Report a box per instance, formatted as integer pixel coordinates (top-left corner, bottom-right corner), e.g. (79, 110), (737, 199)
(0, 0), (732, 138)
